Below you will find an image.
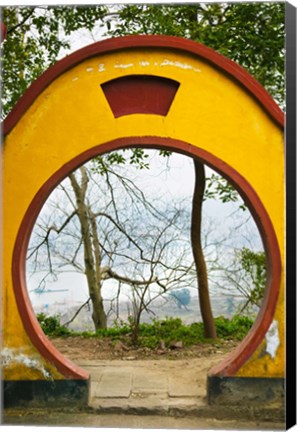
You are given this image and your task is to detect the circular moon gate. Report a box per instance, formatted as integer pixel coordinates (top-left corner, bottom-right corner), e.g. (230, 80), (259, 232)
(3, 36), (285, 407)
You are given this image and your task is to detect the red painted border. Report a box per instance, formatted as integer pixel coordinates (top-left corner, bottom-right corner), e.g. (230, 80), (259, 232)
(12, 136), (282, 379)
(3, 35), (284, 135)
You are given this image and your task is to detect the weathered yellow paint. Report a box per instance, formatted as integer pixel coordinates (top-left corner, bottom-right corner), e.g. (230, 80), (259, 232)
(237, 281), (285, 377)
(2, 47), (284, 380)
(2, 343), (64, 381)
(2, 282), (64, 380)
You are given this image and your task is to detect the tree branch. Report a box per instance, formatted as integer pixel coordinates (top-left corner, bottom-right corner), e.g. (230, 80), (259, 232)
(27, 210), (78, 260)
(7, 8), (35, 34)
(107, 268), (157, 286)
(63, 297), (91, 327)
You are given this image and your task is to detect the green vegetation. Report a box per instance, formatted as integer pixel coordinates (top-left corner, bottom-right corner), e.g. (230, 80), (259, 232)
(37, 313), (254, 349)
(214, 315), (255, 340)
(37, 313), (71, 336)
(2, 3), (285, 116)
(239, 248), (266, 309)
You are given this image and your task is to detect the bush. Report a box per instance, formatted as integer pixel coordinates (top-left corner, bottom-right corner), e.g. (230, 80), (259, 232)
(137, 315), (253, 346)
(215, 315), (253, 340)
(37, 313), (71, 336)
(95, 325), (131, 338)
(138, 335), (160, 349)
(138, 317), (205, 347)
(37, 312), (254, 345)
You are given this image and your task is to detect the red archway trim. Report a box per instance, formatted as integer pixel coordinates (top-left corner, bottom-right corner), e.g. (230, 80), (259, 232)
(12, 136), (281, 379)
(3, 35), (284, 136)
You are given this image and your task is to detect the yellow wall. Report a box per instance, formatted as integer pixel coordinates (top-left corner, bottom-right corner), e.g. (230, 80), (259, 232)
(2, 47), (284, 380)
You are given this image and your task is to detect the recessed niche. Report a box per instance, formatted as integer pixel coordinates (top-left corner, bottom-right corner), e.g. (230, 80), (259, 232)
(101, 75), (180, 118)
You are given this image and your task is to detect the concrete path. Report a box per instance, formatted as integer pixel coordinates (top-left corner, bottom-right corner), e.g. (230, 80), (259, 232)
(82, 359), (206, 414)
(77, 359), (284, 423)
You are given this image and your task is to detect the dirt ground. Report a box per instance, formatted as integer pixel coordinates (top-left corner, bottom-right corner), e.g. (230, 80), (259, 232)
(50, 335), (239, 362)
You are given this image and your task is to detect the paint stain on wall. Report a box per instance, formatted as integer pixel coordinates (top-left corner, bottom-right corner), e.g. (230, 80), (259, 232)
(265, 320), (280, 359)
(1, 347), (52, 379)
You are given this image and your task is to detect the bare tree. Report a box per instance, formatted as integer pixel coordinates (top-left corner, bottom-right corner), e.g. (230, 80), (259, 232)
(122, 211), (194, 344)
(27, 151), (194, 332)
(27, 149), (263, 336)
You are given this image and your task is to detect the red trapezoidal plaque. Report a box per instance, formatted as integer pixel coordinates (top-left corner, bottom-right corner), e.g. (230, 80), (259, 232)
(101, 75), (180, 118)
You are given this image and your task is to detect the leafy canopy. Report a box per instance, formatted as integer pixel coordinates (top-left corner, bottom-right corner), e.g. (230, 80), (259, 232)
(1, 6), (107, 116)
(1, 3), (285, 208)
(107, 3), (285, 107)
(1, 3), (285, 117)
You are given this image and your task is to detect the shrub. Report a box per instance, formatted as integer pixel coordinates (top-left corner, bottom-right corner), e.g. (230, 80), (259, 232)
(138, 335), (160, 349)
(215, 315), (253, 340)
(95, 322), (131, 338)
(139, 317), (205, 346)
(37, 313), (71, 336)
(37, 312), (253, 345)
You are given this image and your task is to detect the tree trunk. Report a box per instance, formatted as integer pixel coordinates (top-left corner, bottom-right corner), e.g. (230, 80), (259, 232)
(69, 168), (107, 331)
(90, 293), (107, 330)
(89, 206), (107, 330)
(131, 305), (142, 346)
(191, 159), (217, 339)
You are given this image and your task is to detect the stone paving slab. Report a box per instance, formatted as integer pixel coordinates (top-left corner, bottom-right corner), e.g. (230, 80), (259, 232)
(93, 368), (132, 398)
(82, 359), (205, 403)
(132, 369), (168, 395)
(168, 380), (200, 397)
(168, 375), (205, 397)
(78, 359), (284, 423)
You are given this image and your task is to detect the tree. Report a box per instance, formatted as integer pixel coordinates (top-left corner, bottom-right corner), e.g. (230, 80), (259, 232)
(107, 3), (285, 107)
(27, 151), (194, 332)
(123, 209), (193, 344)
(222, 247), (266, 314)
(190, 161), (215, 337)
(1, 4), (285, 116)
(1, 6), (108, 117)
(2, 3), (284, 338)
(68, 167), (107, 330)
